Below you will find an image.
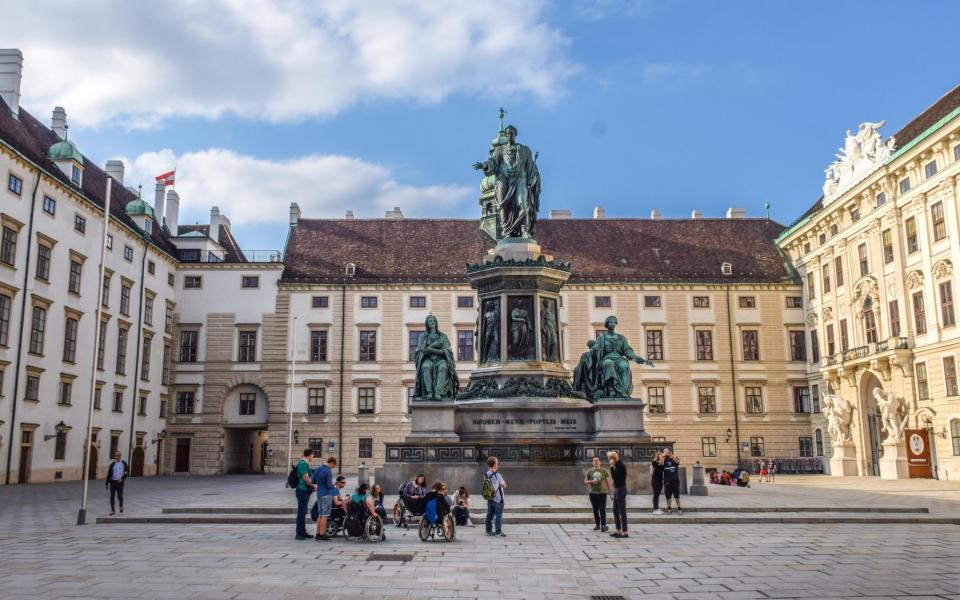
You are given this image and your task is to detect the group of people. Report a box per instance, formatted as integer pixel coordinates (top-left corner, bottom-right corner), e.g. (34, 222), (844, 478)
(401, 456), (506, 536)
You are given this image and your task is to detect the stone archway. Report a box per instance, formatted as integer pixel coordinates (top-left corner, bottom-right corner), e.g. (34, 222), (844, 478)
(222, 383), (270, 474)
(858, 370), (884, 476)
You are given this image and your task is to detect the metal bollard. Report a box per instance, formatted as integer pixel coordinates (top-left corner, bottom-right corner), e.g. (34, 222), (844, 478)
(689, 461), (708, 496)
(358, 462), (368, 486)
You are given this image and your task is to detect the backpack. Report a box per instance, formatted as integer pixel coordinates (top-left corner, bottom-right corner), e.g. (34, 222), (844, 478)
(481, 472), (496, 501)
(287, 462), (300, 489)
(425, 497), (438, 525)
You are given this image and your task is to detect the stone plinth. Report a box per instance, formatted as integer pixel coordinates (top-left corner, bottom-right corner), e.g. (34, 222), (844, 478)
(879, 442), (910, 480)
(829, 443), (859, 476)
(407, 400), (458, 440)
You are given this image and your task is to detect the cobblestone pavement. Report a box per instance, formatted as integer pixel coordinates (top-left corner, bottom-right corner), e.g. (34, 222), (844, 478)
(1, 475), (959, 599)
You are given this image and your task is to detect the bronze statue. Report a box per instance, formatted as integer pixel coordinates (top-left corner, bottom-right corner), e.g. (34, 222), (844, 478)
(572, 340), (597, 398)
(509, 305), (532, 359)
(540, 298), (559, 362)
(480, 299), (501, 363)
(574, 316), (652, 400)
(413, 315), (460, 400)
(473, 121), (541, 240)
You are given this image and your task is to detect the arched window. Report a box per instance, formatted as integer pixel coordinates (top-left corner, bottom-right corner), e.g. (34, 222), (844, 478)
(863, 297), (878, 344)
(951, 418), (960, 456)
(815, 429), (824, 457)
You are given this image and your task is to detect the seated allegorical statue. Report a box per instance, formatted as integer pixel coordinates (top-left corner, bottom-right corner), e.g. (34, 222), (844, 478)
(574, 316), (652, 400)
(413, 315), (460, 401)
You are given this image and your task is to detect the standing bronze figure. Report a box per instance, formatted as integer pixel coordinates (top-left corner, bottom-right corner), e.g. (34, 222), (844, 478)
(473, 123), (541, 239)
(540, 298), (559, 362)
(509, 305), (532, 359)
(480, 299), (501, 363)
(413, 315), (460, 401)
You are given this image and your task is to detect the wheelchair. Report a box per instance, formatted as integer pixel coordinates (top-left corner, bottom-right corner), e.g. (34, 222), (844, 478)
(392, 485), (424, 528)
(418, 498), (456, 542)
(311, 502), (346, 537)
(342, 499), (385, 543)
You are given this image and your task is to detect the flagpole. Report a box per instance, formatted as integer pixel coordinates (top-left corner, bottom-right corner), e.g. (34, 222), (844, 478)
(77, 177), (112, 525)
(286, 317), (298, 470)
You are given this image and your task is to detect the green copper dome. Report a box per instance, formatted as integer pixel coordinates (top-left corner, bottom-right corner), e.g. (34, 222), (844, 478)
(47, 139), (84, 163)
(124, 197), (155, 219)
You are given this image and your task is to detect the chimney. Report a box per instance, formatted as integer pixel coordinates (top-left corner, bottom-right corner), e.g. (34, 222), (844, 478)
(593, 205), (605, 219)
(549, 209), (571, 219)
(209, 206), (222, 243)
(165, 189), (180, 235)
(289, 202), (301, 226)
(154, 182), (166, 228)
(345, 210), (355, 220)
(726, 207), (748, 219)
(690, 209), (702, 219)
(105, 159), (125, 184)
(384, 206), (404, 219)
(51, 107), (67, 139)
(0, 49), (23, 118)
(650, 210), (661, 219)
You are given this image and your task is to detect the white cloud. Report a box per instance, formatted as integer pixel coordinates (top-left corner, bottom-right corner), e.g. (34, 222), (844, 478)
(124, 148), (472, 226)
(8, 1), (576, 127)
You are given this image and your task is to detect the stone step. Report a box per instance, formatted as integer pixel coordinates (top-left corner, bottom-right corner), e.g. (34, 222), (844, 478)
(160, 505), (930, 515)
(96, 513), (959, 526)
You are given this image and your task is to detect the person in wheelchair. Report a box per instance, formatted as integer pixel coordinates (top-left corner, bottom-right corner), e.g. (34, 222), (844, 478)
(418, 480), (455, 542)
(393, 474), (427, 527)
(371, 483), (389, 523)
(342, 483), (385, 542)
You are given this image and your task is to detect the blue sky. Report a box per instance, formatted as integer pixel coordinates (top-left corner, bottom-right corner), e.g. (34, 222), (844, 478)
(9, 1), (959, 252)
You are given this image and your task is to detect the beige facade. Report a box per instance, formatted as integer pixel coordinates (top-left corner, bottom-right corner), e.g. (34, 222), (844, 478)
(778, 91), (960, 479)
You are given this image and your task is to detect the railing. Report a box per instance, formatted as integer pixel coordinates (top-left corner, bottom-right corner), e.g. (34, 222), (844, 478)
(242, 249), (283, 263)
(823, 336), (909, 366)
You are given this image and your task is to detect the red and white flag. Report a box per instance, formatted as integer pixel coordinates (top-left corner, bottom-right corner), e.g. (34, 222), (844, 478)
(155, 170), (176, 186)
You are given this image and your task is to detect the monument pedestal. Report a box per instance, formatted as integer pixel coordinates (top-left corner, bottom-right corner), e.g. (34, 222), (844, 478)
(829, 443), (859, 477)
(879, 442), (910, 480)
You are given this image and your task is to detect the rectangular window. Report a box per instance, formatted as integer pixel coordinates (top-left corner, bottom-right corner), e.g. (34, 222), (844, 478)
(645, 329), (663, 361)
(799, 437), (814, 458)
(7, 173), (22, 195)
(25, 375), (39, 401)
(359, 438), (373, 459)
(68, 260), (82, 294)
(875, 191), (886, 207)
(409, 296), (426, 308)
(307, 438), (323, 455)
(120, 283), (131, 316)
(741, 330), (759, 361)
(834, 256), (844, 287)
(0, 226), (16, 265)
(113, 391), (123, 413)
(944, 356), (959, 397)
(644, 295), (661, 308)
(850, 205), (861, 222)
(310, 330), (328, 361)
(899, 177), (911, 194)
(701, 437), (717, 458)
(0, 293), (10, 346)
(595, 296), (611, 308)
(63, 317), (78, 363)
(826, 324), (835, 356)
(116, 327), (128, 375)
(58, 381), (72, 406)
(839, 319), (849, 352)
(794, 386), (811, 413)
(307, 388), (326, 415)
(360, 296), (377, 308)
(864, 309), (878, 344)
(123, 245), (133, 262)
(238, 330), (257, 362)
(176, 391), (195, 414)
(144, 296), (153, 325)
(97, 321), (107, 370)
(952, 420), (960, 456)
(956, 145), (960, 161)
(738, 296), (756, 309)
(789, 330), (806, 361)
(138, 395), (147, 416)
(36, 243), (51, 280)
(408, 330), (423, 362)
(54, 431), (67, 460)
(458, 330), (474, 361)
(165, 304), (174, 334)
(698, 386), (716, 414)
(74, 214), (86, 233)
(106, 234), (112, 250)
(311, 295), (329, 308)
(745, 386), (763, 414)
(693, 296), (709, 308)
(141, 337), (151, 381)
(239, 392), (256, 415)
(811, 384), (821, 413)
(932, 201), (947, 241)
(167, 272), (174, 286)
(147, 260), (155, 275)
(786, 296), (802, 309)
(822, 266), (831, 294)
(695, 330), (713, 360)
(162, 344), (171, 385)
(858, 243), (868, 276)
(889, 300), (900, 337)
(42, 195), (56, 215)
(750, 437), (765, 458)
(882, 229), (894, 264)
(184, 275), (202, 289)
(647, 386), (665, 414)
(810, 329), (820, 362)
(905, 217), (919, 253)
(359, 330), (377, 361)
(457, 296), (474, 309)
(915, 363), (929, 401)
(94, 387), (102, 410)
(101, 275), (110, 307)
(29, 306), (46, 355)
(925, 160), (938, 178)
(940, 281), (955, 327)
(179, 330), (198, 362)
(358, 387), (375, 414)
(241, 276), (259, 289)
(913, 292), (927, 334)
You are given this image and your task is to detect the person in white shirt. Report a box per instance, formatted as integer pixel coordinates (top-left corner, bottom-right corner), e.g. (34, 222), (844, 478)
(105, 451), (129, 516)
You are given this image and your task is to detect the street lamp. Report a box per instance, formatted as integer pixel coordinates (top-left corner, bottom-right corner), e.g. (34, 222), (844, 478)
(725, 428), (733, 443)
(151, 428), (168, 444)
(293, 429), (300, 444)
(44, 420), (72, 441)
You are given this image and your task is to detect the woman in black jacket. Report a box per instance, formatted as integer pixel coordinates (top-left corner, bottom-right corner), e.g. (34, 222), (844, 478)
(607, 450), (629, 538)
(651, 449), (665, 515)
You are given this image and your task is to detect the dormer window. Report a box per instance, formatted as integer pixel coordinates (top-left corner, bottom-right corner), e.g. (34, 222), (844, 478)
(71, 165), (81, 185)
(144, 220), (152, 234)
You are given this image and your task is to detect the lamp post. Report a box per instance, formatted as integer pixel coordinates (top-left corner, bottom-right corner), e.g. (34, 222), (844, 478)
(151, 429), (168, 476)
(44, 420), (72, 441)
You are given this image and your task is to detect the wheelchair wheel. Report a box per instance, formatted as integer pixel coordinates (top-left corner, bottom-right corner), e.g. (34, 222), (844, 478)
(417, 516), (431, 542)
(392, 501), (404, 527)
(324, 518), (339, 537)
(442, 513), (456, 542)
(364, 515), (384, 543)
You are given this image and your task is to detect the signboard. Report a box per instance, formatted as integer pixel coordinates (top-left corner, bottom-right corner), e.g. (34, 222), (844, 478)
(328, 441), (335, 451)
(904, 429), (933, 478)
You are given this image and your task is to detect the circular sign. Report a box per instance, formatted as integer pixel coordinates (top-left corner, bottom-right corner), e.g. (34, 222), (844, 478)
(909, 433), (924, 455)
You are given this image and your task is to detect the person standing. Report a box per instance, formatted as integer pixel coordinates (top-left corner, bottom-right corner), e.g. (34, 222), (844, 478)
(584, 456), (611, 531)
(607, 451), (628, 538)
(105, 451), (129, 516)
(484, 456), (506, 537)
(311, 456), (336, 540)
(769, 458), (777, 483)
(662, 449), (682, 515)
(293, 449), (314, 540)
(651, 449), (665, 515)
